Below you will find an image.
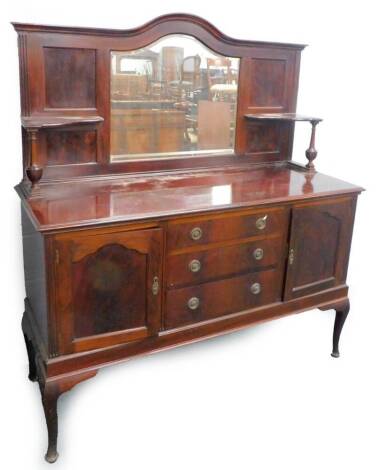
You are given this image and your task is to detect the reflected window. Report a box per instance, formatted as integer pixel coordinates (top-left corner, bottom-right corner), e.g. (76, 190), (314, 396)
(110, 35), (239, 160)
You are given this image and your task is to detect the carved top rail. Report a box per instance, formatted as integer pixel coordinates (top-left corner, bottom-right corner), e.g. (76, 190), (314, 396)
(12, 14), (307, 49)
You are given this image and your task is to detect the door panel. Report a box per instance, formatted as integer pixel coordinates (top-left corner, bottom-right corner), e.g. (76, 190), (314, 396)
(54, 227), (163, 353)
(284, 198), (356, 300)
(72, 243), (148, 338)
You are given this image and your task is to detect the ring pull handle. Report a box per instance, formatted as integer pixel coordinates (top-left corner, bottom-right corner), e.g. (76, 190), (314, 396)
(250, 282), (261, 295)
(255, 215), (268, 230)
(189, 259), (201, 272)
(190, 227), (203, 241)
(187, 297), (200, 310)
(253, 248), (264, 260)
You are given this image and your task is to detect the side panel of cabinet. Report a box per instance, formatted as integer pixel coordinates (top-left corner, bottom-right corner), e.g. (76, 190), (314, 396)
(284, 197), (357, 300)
(235, 50), (300, 161)
(53, 227), (163, 354)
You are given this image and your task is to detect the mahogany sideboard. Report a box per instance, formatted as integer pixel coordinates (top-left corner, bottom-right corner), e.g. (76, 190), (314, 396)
(13, 14), (363, 463)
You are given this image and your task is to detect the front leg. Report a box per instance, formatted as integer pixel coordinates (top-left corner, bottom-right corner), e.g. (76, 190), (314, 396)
(41, 383), (60, 463)
(40, 370), (98, 463)
(331, 299), (350, 358)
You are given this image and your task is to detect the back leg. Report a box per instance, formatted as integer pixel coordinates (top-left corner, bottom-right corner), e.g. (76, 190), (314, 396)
(23, 333), (38, 382)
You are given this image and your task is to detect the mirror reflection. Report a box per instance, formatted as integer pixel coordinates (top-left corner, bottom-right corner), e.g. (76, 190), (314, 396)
(110, 35), (239, 160)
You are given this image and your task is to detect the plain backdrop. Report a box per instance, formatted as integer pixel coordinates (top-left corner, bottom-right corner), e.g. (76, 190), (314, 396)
(1, 1), (377, 469)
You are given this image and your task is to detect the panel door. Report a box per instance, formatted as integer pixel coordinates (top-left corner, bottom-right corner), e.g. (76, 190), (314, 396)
(53, 227), (163, 354)
(284, 198), (356, 300)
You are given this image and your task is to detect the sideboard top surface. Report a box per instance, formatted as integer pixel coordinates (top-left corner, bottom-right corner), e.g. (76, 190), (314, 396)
(20, 164), (363, 232)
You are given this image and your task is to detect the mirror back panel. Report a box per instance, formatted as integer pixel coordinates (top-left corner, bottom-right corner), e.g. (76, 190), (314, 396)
(110, 35), (239, 160)
(14, 15), (304, 181)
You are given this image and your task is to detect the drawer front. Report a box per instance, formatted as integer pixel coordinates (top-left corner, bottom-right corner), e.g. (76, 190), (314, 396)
(166, 237), (284, 288)
(165, 269), (282, 329)
(166, 208), (288, 251)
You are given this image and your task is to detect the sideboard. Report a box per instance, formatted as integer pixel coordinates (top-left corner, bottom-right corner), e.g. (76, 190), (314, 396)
(13, 14), (363, 463)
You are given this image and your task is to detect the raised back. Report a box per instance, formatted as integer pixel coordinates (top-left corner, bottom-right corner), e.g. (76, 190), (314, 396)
(13, 14), (305, 187)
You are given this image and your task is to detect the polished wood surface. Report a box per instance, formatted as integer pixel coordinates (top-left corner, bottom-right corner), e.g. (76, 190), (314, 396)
(244, 113), (322, 122)
(245, 113), (322, 171)
(284, 198), (356, 299)
(13, 13), (362, 463)
(21, 115), (104, 130)
(54, 227), (162, 354)
(44, 47), (96, 109)
(166, 236), (284, 288)
(165, 268), (282, 329)
(166, 205), (287, 251)
(21, 165), (362, 231)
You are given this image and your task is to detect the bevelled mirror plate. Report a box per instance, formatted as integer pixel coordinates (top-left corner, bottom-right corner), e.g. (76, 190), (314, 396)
(110, 35), (239, 161)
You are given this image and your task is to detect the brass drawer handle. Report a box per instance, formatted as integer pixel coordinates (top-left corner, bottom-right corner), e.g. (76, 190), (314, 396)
(190, 227), (203, 241)
(250, 282), (261, 295)
(187, 297), (200, 310)
(255, 215), (268, 230)
(189, 259), (201, 272)
(253, 248), (264, 260)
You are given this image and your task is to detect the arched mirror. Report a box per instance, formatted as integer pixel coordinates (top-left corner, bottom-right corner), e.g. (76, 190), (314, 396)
(110, 34), (239, 161)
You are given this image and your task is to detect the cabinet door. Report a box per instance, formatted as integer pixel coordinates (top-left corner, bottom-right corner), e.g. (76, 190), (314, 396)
(284, 198), (356, 300)
(54, 227), (163, 354)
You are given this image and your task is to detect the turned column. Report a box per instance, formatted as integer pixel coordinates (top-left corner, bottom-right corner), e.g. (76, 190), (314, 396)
(25, 127), (43, 187)
(305, 119), (321, 172)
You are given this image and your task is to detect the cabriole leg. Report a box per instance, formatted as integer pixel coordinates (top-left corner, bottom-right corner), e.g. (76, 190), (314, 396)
(331, 299), (350, 358)
(39, 370), (98, 463)
(41, 383), (60, 463)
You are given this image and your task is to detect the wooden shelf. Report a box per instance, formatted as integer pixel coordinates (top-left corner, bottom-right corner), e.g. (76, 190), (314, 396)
(245, 113), (323, 171)
(21, 115), (104, 130)
(244, 113), (322, 123)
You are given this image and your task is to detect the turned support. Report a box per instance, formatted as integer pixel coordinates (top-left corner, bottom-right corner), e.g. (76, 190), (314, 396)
(305, 119), (321, 172)
(25, 128), (43, 187)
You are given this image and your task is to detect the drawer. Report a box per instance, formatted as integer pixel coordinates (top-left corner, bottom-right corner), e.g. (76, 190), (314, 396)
(166, 237), (284, 288)
(165, 269), (282, 329)
(166, 208), (288, 251)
